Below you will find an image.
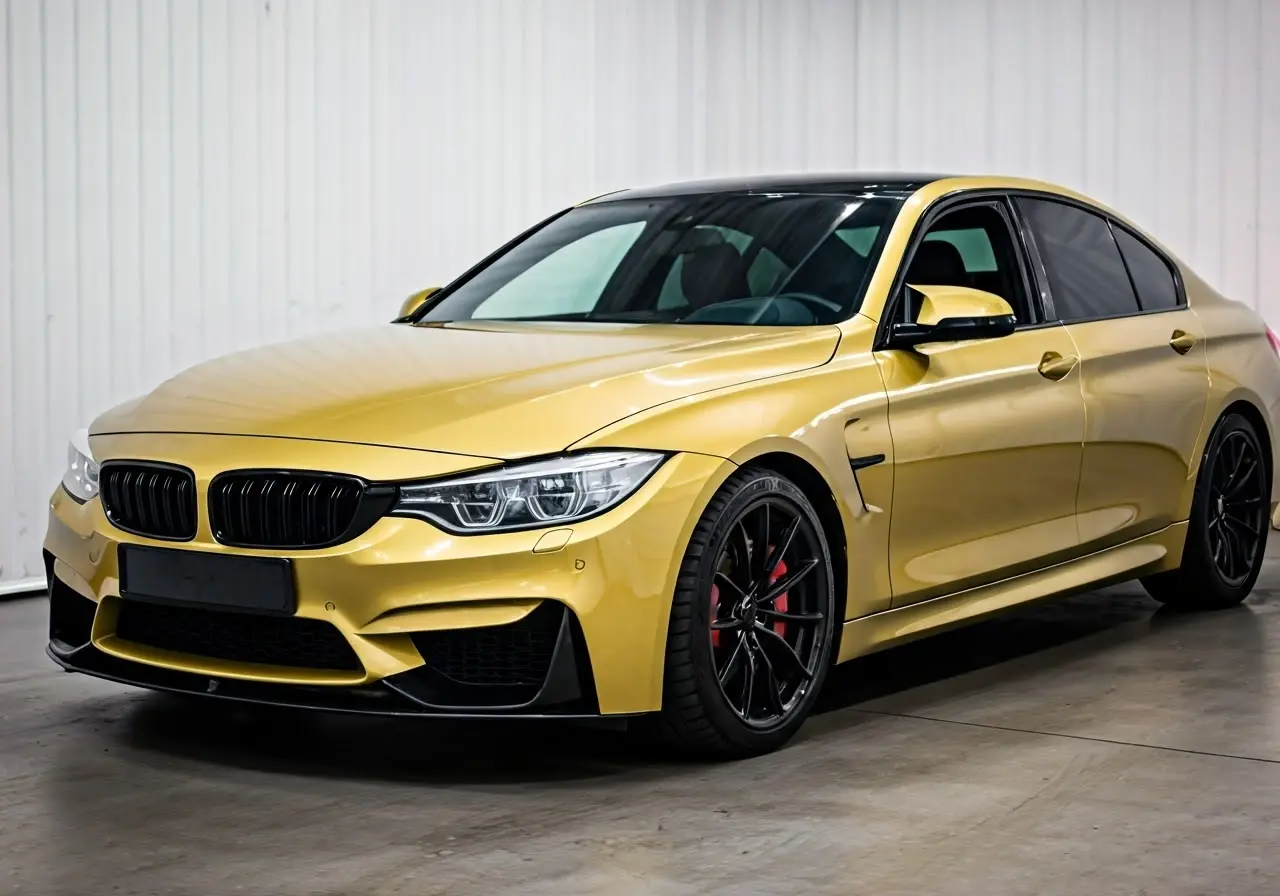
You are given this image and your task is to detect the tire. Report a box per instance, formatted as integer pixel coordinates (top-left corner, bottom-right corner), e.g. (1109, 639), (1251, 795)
(650, 467), (838, 759)
(1141, 412), (1271, 610)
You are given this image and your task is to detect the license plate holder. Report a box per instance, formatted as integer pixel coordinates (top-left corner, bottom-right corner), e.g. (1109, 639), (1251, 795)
(118, 545), (296, 615)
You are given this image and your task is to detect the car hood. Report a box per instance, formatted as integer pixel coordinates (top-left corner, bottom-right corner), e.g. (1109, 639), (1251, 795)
(91, 321), (841, 459)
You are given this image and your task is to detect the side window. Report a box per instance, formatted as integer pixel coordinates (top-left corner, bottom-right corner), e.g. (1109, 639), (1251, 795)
(471, 222), (645, 318)
(1113, 226), (1180, 311)
(1018, 198), (1140, 322)
(899, 203), (1032, 324)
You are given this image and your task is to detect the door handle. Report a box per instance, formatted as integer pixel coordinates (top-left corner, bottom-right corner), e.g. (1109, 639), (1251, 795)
(1038, 351), (1078, 381)
(1170, 330), (1198, 354)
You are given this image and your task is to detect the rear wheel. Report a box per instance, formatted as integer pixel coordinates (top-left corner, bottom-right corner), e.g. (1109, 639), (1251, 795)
(652, 468), (837, 759)
(1142, 412), (1270, 610)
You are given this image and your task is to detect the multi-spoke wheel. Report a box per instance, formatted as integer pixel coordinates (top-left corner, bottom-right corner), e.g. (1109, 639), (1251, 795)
(1143, 412), (1271, 610)
(653, 467), (836, 758)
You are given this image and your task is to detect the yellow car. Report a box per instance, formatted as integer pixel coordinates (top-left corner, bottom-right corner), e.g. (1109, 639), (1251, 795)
(44, 173), (1280, 758)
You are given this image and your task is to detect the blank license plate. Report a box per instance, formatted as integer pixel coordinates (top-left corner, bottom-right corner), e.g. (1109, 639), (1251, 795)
(119, 545), (296, 615)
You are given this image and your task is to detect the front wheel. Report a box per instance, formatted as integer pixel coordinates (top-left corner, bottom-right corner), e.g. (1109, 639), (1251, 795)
(1142, 412), (1271, 610)
(652, 468), (837, 759)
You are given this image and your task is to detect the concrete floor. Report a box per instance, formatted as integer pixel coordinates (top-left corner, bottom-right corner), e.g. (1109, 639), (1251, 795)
(2, 548), (1278, 896)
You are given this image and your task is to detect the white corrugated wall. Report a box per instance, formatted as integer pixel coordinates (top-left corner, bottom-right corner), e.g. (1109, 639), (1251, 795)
(2, 0), (1279, 590)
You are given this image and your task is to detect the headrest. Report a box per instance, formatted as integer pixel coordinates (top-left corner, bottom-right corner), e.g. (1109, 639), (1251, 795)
(907, 240), (967, 285)
(680, 243), (750, 308)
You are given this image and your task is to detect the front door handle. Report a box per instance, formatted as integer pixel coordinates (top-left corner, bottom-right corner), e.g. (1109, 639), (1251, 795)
(1170, 330), (1198, 354)
(1038, 351), (1078, 381)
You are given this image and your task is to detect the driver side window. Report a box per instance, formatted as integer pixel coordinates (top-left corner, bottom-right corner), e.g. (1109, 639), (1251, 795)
(899, 203), (1033, 325)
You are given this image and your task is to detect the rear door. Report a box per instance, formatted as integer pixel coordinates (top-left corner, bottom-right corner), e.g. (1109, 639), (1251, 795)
(1015, 196), (1210, 551)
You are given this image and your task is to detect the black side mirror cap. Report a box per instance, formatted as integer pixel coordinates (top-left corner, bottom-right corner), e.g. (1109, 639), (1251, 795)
(887, 314), (1017, 350)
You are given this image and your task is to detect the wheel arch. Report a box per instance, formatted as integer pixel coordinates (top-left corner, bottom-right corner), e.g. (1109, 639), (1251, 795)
(1220, 398), (1276, 530)
(1197, 392), (1276, 494)
(1222, 398), (1274, 482)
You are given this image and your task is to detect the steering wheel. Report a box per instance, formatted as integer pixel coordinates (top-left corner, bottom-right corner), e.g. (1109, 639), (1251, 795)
(772, 292), (844, 316)
(682, 294), (837, 326)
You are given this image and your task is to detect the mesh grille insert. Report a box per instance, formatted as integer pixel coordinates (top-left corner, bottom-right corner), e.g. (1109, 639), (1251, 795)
(116, 601), (362, 672)
(410, 601), (564, 687)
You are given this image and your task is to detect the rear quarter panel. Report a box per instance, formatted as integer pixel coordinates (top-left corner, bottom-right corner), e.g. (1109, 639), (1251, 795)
(1182, 268), (1280, 510)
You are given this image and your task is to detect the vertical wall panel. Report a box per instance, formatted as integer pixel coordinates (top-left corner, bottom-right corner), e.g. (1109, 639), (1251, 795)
(228, 0), (261, 342)
(0, 0), (14, 582)
(42, 0), (80, 523)
(167, 0), (202, 376)
(139, 0), (173, 379)
(108, 0), (143, 396)
(1260, 0), (1280, 315)
(3, 0), (1280, 587)
(9, 0), (47, 585)
(1219, 0), (1262, 308)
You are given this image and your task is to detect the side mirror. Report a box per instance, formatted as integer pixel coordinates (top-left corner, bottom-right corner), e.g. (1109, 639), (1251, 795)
(887, 285), (1017, 350)
(396, 287), (442, 320)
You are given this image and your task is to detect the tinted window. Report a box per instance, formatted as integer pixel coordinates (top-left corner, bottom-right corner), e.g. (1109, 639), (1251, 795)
(1019, 198), (1139, 321)
(901, 204), (1032, 324)
(419, 194), (905, 326)
(1113, 226), (1180, 311)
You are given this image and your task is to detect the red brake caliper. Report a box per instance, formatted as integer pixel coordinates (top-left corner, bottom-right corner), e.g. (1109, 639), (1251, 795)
(711, 549), (788, 648)
(771, 556), (789, 637)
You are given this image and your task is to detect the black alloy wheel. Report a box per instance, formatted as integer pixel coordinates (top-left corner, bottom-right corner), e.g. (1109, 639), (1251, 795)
(1205, 427), (1269, 587)
(1143, 412), (1270, 610)
(708, 497), (828, 728)
(652, 468), (836, 758)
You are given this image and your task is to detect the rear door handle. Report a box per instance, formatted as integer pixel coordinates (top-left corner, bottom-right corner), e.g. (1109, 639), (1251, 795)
(1038, 351), (1078, 381)
(1170, 330), (1198, 354)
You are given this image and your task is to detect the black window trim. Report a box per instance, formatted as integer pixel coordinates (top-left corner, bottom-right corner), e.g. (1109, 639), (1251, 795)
(874, 190), (1052, 351)
(1006, 190), (1188, 325)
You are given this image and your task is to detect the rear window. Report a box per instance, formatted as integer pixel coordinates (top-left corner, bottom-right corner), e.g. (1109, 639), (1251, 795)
(1113, 226), (1181, 311)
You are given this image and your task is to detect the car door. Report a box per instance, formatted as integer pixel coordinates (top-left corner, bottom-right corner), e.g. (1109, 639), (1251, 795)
(875, 196), (1086, 607)
(1016, 196), (1210, 551)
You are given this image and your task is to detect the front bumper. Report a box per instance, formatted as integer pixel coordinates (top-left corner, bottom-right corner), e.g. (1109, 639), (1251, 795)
(43, 433), (732, 716)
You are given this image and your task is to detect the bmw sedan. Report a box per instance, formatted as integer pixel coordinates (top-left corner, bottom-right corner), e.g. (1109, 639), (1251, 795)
(44, 173), (1280, 758)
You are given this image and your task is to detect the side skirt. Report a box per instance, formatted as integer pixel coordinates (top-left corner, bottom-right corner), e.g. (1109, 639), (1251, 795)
(837, 521), (1188, 663)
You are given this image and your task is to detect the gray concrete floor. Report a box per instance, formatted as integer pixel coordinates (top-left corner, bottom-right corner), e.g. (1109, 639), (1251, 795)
(3, 546), (1279, 896)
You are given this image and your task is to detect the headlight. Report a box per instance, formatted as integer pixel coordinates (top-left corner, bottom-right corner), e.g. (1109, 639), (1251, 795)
(392, 451), (666, 534)
(62, 428), (100, 503)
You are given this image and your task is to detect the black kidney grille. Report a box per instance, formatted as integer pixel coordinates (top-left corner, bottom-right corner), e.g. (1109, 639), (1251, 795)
(116, 600), (362, 672)
(209, 471), (374, 549)
(410, 601), (564, 687)
(100, 463), (197, 540)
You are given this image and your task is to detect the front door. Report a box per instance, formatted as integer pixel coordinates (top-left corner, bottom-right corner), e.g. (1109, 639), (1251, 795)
(877, 198), (1086, 606)
(1017, 196), (1211, 550)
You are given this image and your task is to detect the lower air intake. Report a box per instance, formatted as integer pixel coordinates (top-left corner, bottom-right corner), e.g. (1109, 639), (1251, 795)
(410, 601), (565, 688)
(115, 601), (362, 672)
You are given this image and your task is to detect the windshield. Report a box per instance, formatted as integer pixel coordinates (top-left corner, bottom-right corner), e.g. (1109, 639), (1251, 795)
(414, 193), (905, 326)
